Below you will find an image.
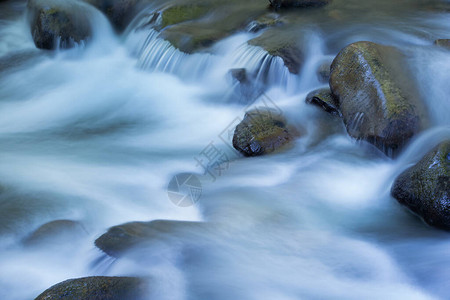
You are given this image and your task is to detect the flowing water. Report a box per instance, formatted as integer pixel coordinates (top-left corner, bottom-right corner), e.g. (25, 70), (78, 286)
(0, 0), (449, 299)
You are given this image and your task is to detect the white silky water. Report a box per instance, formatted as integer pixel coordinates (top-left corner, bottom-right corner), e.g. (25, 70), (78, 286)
(0, 0), (449, 299)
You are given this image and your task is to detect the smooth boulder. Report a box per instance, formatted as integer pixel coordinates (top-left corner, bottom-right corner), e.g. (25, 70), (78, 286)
(329, 41), (428, 157)
(35, 276), (148, 300)
(233, 108), (294, 156)
(27, 0), (93, 49)
(391, 140), (449, 230)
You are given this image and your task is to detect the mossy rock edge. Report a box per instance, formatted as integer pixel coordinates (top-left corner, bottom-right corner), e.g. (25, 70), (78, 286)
(35, 276), (149, 300)
(391, 140), (450, 230)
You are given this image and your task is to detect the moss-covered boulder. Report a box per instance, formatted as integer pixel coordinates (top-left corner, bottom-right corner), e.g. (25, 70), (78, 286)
(305, 88), (340, 116)
(434, 39), (450, 50)
(23, 219), (87, 247)
(329, 41), (428, 157)
(269, 0), (331, 9)
(157, 0), (268, 53)
(84, 0), (149, 31)
(95, 219), (205, 257)
(248, 28), (303, 74)
(35, 276), (148, 300)
(27, 0), (93, 50)
(391, 140), (450, 230)
(233, 108), (294, 156)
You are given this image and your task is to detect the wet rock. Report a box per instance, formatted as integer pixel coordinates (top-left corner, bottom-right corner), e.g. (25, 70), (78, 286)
(95, 219), (205, 257)
(23, 219), (87, 247)
(329, 41), (428, 157)
(158, 1), (267, 53)
(269, 0), (331, 9)
(85, 0), (150, 31)
(434, 39), (450, 50)
(391, 140), (450, 230)
(248, 28), (303, 74)
(27, 0), (93, 50)
(246, 13), (282, 33)
(305, 88), (340, 116)
(316, 59), (331, 83)
(233, 108), (294, 156)
(35, 276), (148, 300)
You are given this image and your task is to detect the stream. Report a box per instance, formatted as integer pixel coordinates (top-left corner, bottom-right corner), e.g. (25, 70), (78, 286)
(0, 0), (449, 299)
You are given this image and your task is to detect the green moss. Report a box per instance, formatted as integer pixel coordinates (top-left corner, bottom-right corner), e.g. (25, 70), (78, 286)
(161, 4), (210, 28)
(158, 0), (267, 52)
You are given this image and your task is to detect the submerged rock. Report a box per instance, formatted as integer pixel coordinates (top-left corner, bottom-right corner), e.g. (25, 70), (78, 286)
(27, 0), (93, 49)
(269, 0), (331, 9)
(228, 68), (265, 105)
(305, 88), (340, 116)
(316, 59), (331, 83)
(434, 39), (450, 50)
(230, 68), (248, 84)
(246, 13), (282, 33)
(95, 219), (205, 257)
(35, 276), (148, 300)
(391, 140), (450, 230)
(329, 41), (428, 157)
(248, 28), (303, 74)
(233, 108), (294, 156)
(23, 219), (87, 247)
(0, 50), (44, 74)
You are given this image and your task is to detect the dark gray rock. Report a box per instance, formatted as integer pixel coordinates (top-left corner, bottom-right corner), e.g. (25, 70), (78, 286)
(233, 108), (295, 156)
(305, 88), (340, 116)
(84, 0), (148, 32)
(434, 39), (450, 50)
(35, 276), (149, 300)
(27, 0), (93, 49)
(230, 68), (248, 84)
(329, 41), (429, 157)
(391, 140), (450, 230)
(269, 0), (331, 9)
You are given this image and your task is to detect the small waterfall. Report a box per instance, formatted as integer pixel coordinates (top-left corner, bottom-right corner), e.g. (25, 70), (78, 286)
(232, 44), (299, 93)
(134, 29), (213, 80)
